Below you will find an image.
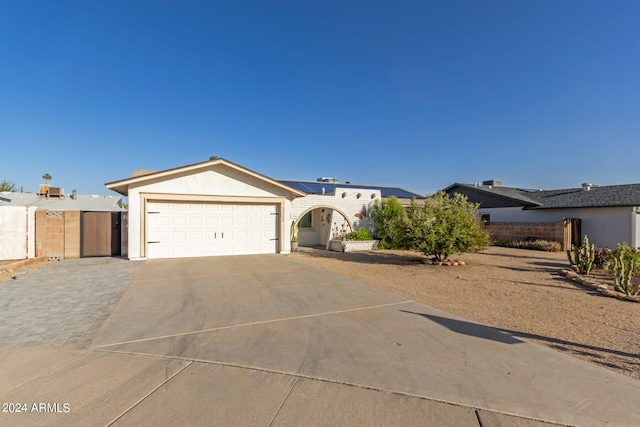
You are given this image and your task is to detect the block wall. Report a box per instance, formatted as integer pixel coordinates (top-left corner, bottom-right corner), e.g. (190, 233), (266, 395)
(35, 210), (81, 260)
(484, 221), (569, 249)
(64, 211), (81, 259)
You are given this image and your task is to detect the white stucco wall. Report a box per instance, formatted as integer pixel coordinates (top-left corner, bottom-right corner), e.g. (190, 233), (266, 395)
(290, 189), (380, 246)
(479, 206), (635, 249)
(0, 206), (37, 260)
(634, 209), (640, 248)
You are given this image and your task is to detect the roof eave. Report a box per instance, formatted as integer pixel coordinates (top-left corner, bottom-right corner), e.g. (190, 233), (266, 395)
(525, 203), (640, 210)
(445, 183), (540, 207)
(105, 158), (307, 198)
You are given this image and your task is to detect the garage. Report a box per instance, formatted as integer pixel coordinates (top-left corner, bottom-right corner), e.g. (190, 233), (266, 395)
(146, 202), (278, 259)
(105, 159), (306, 260)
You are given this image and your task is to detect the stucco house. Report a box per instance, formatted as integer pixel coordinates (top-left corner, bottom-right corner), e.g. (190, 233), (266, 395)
(105, 158), (423, 260)
(445, 180), (640, 249)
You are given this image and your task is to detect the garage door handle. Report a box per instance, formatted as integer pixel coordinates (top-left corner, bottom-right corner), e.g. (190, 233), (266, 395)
(148, 241), (160, 244)
(222, 232), (224, 238)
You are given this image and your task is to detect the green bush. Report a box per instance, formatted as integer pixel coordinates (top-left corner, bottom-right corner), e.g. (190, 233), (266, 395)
(345, 227), (373, 241)
(369, 196), (406, 249)
(493, 239), (562, 252)
(401, 192), (490, 262)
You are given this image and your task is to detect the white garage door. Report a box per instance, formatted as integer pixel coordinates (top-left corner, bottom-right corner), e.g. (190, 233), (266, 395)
(147, 202), (278, 259)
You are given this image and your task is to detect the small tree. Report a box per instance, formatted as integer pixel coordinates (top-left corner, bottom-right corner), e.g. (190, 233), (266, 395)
(42, 173), (52, 184)
(402, 192), (490, 261)
(369, 196), (406, 249)
(0, 179), (16, 192)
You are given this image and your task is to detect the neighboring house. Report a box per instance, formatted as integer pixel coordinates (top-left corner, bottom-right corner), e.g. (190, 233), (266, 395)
(0, 190), (126, 261)
(105, 158), (424, 260)
(0, 191), (126, 211)
(444, 180), (640, 249)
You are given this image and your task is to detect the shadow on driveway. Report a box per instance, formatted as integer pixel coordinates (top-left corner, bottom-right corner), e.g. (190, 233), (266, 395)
(400, 310), (523, 345)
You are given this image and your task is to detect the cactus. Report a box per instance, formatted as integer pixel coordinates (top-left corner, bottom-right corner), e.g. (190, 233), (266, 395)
(608, 242), (640, 295)
(566, 235), (595, 275)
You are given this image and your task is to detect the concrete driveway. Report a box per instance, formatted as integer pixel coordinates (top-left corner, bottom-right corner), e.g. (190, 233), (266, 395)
(1, 255), (640, 426)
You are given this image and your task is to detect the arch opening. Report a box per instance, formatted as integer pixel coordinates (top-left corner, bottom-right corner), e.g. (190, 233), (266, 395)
(293, 205), (353, 248)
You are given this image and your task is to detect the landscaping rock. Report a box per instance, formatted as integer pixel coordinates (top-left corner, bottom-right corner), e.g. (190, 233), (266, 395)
(600, 289), (623, 298)
(581, 280), (599, 290)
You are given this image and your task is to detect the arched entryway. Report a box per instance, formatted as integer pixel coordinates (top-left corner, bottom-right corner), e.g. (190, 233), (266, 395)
(293, 206), (353, 248)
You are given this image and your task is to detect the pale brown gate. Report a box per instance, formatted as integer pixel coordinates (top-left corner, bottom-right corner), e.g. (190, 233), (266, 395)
(564, 218), (582, 249)
(81, 212), (121, 257)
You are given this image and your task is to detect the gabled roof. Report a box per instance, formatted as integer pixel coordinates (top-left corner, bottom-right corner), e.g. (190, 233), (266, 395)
(279, 180), (425, 199)
(0, 192), (125, 211)
(444, 183), (541, 207)
(105, 158), (307, 197)
(525, 184), (640, 209)
(445, 183), (640, 209)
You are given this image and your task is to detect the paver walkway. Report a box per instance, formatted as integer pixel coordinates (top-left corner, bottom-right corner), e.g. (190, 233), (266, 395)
(0, 258), (142, 347)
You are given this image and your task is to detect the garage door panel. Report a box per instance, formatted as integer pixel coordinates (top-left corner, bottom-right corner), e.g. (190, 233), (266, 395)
(147, 202), (278, 259)
(205, 217), (219, 226)
(172, 216), (187, 226)
(189, 231), (204, 240)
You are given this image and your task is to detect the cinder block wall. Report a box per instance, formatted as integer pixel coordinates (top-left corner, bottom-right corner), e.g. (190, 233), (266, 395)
(485, 221), (568, 249)
(64, 211), (80, 259)
(35, 210), (81, 260)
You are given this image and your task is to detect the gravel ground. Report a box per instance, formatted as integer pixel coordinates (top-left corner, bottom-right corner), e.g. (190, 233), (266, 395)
(292, 246), (640, 381)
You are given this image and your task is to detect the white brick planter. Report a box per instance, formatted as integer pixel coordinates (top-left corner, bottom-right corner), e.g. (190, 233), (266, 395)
(329, 239), (380, 252)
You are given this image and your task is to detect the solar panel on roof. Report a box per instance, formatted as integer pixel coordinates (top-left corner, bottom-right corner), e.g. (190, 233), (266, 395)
(279, 180), (423, 199)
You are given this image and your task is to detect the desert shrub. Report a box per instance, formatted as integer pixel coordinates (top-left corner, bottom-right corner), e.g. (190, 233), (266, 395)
(345, 227), (372, 241)
(369, 196), (406, 249)
(401, 192), (490, 262)
(594, 247), (611, 270)
(493, 239), (561, 252)
(608, 242), (640, 295)
(566, 235), (596, 275)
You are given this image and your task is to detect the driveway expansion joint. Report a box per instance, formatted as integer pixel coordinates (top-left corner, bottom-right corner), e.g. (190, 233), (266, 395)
(91, 300), (414, 349)
(105, 360), (193, 426)
(90, 347), (568, 427)
(268, 376), (299, 427)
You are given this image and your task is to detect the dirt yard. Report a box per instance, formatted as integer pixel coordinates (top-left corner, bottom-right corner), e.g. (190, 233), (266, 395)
(0, 258), (53, 283)
(292, 246), (640, 381)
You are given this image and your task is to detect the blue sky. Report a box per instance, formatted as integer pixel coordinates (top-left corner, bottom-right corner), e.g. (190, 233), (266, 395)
(1, 1), (639, 196)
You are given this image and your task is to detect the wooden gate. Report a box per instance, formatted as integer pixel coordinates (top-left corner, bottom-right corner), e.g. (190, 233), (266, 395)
(564, 218), (582, 249)
(81, 212), (121, 257)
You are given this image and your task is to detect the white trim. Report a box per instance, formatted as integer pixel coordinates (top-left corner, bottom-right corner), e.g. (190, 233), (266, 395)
(106, 159), (306, 198)
(141, 194), (285, 258)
